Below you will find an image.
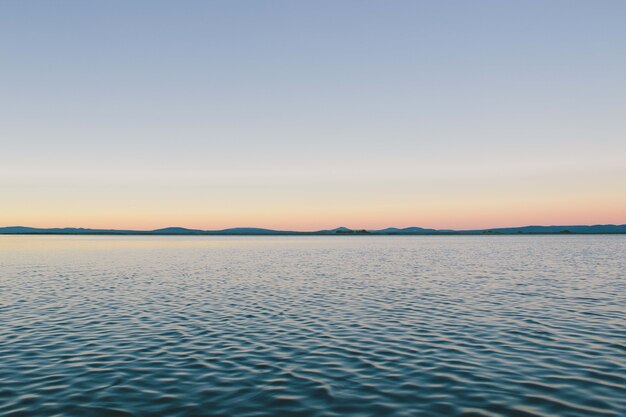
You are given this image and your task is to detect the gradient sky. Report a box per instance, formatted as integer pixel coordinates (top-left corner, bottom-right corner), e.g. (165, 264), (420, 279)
(1, 1), (625, 231)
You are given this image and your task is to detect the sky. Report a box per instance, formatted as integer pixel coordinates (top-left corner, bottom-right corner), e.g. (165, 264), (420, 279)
(1, 1), (625, 231)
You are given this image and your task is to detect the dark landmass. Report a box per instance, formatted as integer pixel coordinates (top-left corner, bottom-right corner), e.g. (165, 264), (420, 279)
(1, 224), (625, 235)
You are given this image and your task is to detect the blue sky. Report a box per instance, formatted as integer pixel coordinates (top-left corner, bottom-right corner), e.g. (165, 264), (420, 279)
(1, 1), (625, 230)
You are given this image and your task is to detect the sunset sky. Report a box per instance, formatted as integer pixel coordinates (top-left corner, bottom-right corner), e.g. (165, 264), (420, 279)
(2, 1), (625, 231)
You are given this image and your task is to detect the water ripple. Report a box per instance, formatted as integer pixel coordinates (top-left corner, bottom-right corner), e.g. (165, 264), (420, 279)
(1, 235), (625, 416)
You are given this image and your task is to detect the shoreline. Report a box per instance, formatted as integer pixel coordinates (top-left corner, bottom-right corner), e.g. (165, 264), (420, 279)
(1, 232), (625, 236)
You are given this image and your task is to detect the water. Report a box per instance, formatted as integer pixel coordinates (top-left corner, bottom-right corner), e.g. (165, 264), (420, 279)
(1, 235), (624, 417)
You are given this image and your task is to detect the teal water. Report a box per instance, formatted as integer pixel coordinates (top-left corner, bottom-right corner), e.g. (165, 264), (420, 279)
(1, 235), (625, 417)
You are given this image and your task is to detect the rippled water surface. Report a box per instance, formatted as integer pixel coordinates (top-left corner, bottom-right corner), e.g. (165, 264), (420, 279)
(1, 235), (625, 417)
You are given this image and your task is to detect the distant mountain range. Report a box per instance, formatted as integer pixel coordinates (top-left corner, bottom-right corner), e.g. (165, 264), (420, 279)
(1, 225), (625, 235)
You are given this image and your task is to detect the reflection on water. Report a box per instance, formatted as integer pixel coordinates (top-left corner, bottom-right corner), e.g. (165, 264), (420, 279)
(1, 235), (625, 417)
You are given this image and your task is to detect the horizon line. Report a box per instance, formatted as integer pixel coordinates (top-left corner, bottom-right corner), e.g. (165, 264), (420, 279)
(1, 223), (625, 234)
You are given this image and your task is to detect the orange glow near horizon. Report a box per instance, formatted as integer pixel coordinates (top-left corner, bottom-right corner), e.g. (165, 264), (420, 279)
(2, 189), (624, 231)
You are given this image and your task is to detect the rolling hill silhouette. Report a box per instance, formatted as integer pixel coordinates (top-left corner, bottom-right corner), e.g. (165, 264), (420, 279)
(1, 225), (625, 235)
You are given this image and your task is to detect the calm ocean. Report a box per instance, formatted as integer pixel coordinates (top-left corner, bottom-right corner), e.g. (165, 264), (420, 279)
(1, 235), (624, 417)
